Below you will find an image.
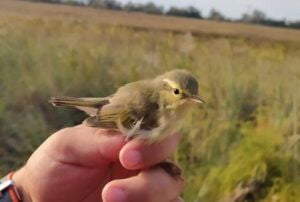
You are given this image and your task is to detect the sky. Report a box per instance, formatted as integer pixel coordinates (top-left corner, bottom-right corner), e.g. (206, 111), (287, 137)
(117, 0), (300, 21)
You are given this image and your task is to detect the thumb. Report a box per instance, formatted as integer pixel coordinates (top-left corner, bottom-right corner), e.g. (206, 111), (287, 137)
(40, 124), (127, 167)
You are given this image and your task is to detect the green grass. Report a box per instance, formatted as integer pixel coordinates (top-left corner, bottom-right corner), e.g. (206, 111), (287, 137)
(0, 4), (300, 202)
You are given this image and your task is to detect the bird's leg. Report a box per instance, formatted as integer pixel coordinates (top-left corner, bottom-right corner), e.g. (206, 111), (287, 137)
(157, 160), (183, 180)
(125, 118), (144, 141)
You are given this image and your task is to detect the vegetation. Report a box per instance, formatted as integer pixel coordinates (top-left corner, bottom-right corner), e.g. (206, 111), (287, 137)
(28, 0), (300, 29)
(208, 9), (225, 21)
(0, 1), (300, 201)
(166, 6), (202, 19)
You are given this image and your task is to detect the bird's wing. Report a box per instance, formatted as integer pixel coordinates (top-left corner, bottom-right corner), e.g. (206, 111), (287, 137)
(85, 80), (159, 129)
(84, 104), (137, 129)
(50, 96), (112, 116)
(85, 101), (159, 131)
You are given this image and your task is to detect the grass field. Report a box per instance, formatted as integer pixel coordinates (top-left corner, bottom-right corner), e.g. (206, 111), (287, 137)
(0, 0), (300, 201)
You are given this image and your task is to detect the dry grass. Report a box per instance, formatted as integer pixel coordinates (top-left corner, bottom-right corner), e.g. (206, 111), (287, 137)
(1, 0), (300, 42)
(0, 1), (300, 201)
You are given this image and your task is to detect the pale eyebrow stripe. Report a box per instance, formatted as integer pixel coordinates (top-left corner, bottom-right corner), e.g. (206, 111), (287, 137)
(163, 78), (179, 89)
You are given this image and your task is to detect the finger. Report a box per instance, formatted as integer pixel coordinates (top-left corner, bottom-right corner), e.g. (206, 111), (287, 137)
(41, 125), (126, 167)
(102, 167), (185, 202)
(119, 133), (181, 169)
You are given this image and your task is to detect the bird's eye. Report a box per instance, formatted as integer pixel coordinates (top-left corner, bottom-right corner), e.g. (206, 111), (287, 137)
(173, 88), (180, 95)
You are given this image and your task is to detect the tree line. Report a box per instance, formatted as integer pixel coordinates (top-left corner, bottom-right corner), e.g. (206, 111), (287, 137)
(32, 0), (300, 29)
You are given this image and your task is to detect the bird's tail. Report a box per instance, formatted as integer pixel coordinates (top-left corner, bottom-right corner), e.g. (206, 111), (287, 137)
(49, 96), (109, 108)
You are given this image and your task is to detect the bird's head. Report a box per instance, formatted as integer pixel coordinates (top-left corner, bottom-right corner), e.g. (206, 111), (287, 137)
(157, 69), (204, 109)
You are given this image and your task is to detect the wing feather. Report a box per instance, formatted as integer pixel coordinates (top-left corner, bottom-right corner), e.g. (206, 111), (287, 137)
(84, 105), (137, 129)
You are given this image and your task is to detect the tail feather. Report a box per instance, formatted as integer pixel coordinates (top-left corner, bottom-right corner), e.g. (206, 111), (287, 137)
(49, 96), (109, 108)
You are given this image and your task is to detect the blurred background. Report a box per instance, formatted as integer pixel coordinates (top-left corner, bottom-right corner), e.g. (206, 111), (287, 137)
(0, 0), (299, 201)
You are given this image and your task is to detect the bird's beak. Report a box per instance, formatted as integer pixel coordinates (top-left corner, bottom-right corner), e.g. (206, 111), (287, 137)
(189, 95), (205, 104)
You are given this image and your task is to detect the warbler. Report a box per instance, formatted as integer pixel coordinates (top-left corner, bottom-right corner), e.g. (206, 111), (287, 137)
(50, 69), (204, 143)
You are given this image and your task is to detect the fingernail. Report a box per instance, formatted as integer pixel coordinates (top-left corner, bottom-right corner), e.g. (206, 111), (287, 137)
(125, 150), (142, 168)
(107, 187), (127, 201)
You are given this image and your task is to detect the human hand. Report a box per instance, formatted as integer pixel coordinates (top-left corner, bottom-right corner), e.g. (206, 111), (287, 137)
(13, 124), (184, 202)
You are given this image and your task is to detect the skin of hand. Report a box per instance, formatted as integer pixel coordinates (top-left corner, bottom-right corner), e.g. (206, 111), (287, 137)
(12, 124), (185, 202)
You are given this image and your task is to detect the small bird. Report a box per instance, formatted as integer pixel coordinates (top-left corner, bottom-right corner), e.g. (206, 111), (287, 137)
(50, 69), (203, 178)
(50, 69), (204, 143)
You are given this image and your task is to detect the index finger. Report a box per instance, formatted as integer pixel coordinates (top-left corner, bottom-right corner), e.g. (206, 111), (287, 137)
(119, 133), (181, 170)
